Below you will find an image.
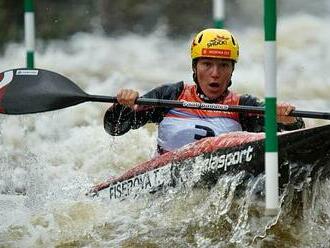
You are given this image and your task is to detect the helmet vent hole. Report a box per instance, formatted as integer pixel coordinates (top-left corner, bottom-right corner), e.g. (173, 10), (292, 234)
(231, 36), (236, 46)
(198, 34), (203, 43)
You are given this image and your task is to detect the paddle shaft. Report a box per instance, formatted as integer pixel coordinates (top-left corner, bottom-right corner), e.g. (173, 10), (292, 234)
(1, 68), (329, 119)
(88, 95), (330, 120)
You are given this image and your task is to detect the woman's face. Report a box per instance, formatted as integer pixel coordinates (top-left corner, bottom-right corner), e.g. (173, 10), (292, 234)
(195, 58), (234, 100)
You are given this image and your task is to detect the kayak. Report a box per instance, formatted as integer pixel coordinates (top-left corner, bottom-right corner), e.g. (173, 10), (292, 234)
(91, 124), (330, 200)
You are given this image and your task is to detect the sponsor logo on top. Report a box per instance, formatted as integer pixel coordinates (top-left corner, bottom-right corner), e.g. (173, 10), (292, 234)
(207, 35), (229, 48)
(16, 69), (39, 76)
(205, 145), (254, 173)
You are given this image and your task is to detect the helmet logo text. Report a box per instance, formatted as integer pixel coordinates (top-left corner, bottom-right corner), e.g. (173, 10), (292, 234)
(207, 35), (229, 48)
(202, 48), (231, 57)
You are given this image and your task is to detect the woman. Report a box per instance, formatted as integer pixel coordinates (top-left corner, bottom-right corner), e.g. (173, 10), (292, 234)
(104, 28), (304, 154)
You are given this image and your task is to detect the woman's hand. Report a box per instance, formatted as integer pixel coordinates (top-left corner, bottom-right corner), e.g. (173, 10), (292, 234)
(116, 89), (139, 109)
(277, 103), (297, 124)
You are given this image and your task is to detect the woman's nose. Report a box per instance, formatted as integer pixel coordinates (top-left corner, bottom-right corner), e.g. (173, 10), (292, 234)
(210, 65), (221, 77)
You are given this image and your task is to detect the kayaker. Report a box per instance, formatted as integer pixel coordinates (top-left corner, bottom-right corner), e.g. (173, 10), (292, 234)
(104, 28), (305, 154)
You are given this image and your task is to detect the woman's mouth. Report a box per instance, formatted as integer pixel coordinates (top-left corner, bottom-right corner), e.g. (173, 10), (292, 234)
(209, 82), (221, 88)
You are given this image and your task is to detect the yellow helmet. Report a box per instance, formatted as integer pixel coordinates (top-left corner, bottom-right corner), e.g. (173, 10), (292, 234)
(191, 28), (239, 62)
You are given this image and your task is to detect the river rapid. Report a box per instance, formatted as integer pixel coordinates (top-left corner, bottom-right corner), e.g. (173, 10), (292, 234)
(1, 11), (330, 248)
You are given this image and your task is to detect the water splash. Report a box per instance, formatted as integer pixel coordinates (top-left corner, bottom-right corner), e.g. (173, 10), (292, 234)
(1, 9), (330, 247)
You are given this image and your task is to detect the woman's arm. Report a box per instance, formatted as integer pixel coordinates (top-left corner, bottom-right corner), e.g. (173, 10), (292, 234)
(239, 94), (305, 132)
(104, 81), (184, 136)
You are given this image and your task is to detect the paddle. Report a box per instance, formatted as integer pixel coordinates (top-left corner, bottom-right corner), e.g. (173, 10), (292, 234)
(0, 68), (330, 119)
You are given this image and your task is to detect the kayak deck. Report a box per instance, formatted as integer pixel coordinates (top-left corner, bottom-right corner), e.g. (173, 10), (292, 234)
(90, 124), (330, 200)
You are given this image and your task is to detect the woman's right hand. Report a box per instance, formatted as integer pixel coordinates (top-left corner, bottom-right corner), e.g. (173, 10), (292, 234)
(116, 89), (139, 109)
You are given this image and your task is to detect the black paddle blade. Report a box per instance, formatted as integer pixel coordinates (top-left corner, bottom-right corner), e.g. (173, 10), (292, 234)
(0, 68), (89, 114)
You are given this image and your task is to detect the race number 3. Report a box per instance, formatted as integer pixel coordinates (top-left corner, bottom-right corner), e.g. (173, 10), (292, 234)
(194, 125), (215, 140)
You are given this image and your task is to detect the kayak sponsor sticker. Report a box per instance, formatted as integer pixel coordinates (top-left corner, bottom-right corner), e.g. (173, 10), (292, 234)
(0, 70), (13, 89)
(109, 145), (255, 200)
(16, 69), (39, 76)
(109, 165), (172, 200)
(205, 145), (254, 172)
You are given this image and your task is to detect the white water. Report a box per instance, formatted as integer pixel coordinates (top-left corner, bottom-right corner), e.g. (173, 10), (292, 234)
(1, 11), (330, 247)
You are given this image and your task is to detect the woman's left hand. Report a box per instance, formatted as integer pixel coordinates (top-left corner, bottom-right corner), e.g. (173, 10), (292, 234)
(277, 103), (297, 124)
